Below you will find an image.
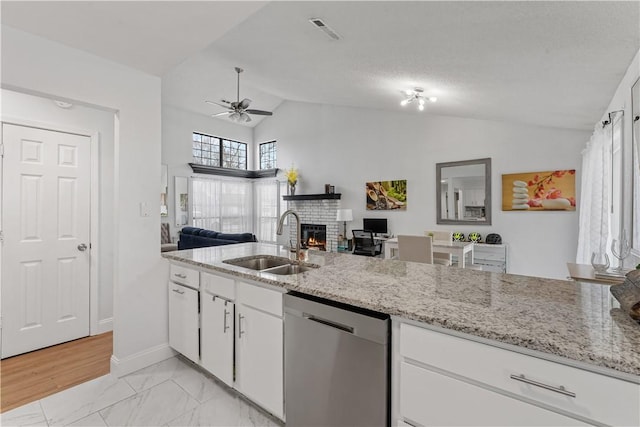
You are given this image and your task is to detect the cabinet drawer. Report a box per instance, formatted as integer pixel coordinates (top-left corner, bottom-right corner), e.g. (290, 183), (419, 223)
(201, 272), (235, 301)
(400, 324), (640, 426)
(170, 263), (199, 289)
(237, 281), (283, 317)
(400, 362), (585, 426)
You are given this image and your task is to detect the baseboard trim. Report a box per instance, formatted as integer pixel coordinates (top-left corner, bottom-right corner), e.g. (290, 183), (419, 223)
(96, 317), (113, 334)
(110, 343), (176, 377)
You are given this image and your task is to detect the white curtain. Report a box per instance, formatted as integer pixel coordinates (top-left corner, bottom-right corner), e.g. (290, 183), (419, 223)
(576, 123), (612, 263)
(254, 180), (280, 243)
(191, 177), (252, 233)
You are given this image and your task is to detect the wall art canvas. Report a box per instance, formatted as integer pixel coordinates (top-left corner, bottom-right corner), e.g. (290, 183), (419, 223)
(502, 170), (576, 211)
(366, 180), (407, 210)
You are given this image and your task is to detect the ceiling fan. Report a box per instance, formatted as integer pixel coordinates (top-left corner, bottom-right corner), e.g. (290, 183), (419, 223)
(205, 67), (273, 123)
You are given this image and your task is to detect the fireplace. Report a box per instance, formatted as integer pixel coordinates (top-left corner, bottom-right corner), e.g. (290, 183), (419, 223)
(300, 224), (327, 251)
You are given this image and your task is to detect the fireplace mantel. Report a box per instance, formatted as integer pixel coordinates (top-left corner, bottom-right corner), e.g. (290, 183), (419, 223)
(283, 193), (341, 201)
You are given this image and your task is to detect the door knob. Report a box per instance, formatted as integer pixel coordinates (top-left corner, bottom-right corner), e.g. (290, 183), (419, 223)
(77, 243), (88, 251)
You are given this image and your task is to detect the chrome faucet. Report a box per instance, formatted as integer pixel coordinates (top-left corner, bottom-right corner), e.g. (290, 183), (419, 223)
(277, 209), (301, 261)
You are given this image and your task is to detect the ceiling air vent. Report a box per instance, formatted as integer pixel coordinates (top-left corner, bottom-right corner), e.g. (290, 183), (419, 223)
(309, 18), (341, 40)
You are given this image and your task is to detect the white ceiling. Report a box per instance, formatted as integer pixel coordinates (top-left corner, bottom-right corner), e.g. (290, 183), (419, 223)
(3, 1), (639, 130)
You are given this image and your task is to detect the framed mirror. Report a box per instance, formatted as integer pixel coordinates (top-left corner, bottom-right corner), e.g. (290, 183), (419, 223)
(175, 176), (189, 227)
(631, 77), (640, 255)
(436, 158), (492, 225)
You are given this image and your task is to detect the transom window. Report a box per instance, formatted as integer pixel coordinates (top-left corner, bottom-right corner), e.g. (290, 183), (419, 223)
(259, 141), (277, 170)
(192, 132), (247, 170)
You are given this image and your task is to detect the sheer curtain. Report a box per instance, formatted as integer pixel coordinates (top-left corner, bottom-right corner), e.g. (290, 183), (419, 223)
(576, 123), (612, 263)
(191, 177), (252, 233)
(254, 180), (280, 243)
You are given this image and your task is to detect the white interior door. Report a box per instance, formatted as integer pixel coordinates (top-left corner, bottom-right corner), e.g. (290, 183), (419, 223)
(1, 123), (91, 358)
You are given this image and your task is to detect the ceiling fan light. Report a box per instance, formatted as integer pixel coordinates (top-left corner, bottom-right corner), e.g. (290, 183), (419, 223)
(429, 97), (438, 103)
(418, 104), (425, 111)
(404, 89), (413, 96)
(418, 98), (425, 106)
(229, 112), (240, 121)
(400, 99), (409, 106)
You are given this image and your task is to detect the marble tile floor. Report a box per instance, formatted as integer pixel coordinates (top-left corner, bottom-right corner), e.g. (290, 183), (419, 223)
(1, 356), (283, 427)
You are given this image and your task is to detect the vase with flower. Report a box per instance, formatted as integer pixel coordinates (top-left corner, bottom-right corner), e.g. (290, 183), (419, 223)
(286, 167), (298, 196)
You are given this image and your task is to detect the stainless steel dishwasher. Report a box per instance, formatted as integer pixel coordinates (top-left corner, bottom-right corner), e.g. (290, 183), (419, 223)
(284, 292), (390, 426)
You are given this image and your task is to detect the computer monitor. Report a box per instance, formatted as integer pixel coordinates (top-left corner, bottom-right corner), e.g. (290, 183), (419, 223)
(363, 218), (388, 235)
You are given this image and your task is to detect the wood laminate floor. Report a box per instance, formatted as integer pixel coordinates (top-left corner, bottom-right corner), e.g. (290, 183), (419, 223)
(0, 331), (112, 413)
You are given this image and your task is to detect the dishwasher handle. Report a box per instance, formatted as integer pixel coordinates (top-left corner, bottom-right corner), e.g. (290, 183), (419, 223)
(303, 313), (354, 334)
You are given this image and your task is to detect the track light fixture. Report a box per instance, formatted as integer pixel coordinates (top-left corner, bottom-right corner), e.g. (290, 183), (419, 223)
(400, 87), (437, 111)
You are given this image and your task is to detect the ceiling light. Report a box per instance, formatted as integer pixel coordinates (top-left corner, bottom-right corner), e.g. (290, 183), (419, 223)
(53, 100), (73, 109)
(400, 87), (437, 112)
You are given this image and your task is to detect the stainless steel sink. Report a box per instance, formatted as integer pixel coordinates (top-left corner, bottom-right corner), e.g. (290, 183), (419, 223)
(223, 256), (291, 271)
(222, 255), (318, 275)
(263, 264), (313, 275)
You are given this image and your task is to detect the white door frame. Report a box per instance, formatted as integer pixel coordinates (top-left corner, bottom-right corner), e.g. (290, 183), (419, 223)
(1, 115), (103, 336)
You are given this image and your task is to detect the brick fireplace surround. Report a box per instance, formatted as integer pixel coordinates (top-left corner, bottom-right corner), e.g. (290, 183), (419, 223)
(287, 199), (341, 252)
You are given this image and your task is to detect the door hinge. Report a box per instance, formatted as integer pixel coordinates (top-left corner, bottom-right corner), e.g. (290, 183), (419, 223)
(0, 143), (4, 157)
(0, 230), (4, 243)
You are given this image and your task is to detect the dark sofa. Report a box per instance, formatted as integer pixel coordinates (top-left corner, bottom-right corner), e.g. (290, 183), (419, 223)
(178, 226), (257, 250)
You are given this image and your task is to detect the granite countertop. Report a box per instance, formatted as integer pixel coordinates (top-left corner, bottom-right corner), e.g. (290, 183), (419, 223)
(162, 243), (640, 380)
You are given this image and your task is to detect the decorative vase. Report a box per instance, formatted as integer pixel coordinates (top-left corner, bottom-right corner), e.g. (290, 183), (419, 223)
(289, 182), (296, 196)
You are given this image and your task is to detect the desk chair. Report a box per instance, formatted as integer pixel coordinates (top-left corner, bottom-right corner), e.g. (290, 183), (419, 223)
(425, 230), (453, 266)
(398, 235), (434, 264)
(352, 230), (382, 257)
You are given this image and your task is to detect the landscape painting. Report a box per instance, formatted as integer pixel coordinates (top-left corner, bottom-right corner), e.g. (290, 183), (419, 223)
(502, 170), (576, 211)
(366, 180), (407, 210)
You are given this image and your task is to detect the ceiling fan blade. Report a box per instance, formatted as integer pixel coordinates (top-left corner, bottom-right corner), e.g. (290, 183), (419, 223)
(245, 109), (273, 116)
(205, 100), (230, 109)
(239, 98), (252, 110)
(212, 112), (231, 117)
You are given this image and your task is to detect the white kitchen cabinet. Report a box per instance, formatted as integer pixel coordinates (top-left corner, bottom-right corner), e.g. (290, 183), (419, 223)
(200, 293), (234, 386)
(235, 283), (284, 420)
(398, 323), (640, 427)
(168, 281), (199, 363)
(400, 362), (584, 426)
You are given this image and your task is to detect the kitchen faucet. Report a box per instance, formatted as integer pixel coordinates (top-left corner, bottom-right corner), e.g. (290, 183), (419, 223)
(277, 209), (301, 261)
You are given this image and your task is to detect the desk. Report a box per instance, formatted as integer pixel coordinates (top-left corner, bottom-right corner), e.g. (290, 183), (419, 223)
(566, 263), (625, 285)
(384, 238), (475, 268)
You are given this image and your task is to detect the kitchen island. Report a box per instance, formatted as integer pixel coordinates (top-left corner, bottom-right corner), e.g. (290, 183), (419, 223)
(163, 242), (640, 426)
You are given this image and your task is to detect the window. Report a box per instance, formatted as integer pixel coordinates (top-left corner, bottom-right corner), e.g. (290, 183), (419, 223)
(254, 180), (288, 243)
(192, 132), (247, 170)
(191, 177), (252, 233)
(259, 141), (277, 170)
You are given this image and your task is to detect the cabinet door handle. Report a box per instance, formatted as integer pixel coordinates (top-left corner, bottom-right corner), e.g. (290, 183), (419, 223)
(223, 309), (230, 333)
(510, 374), (576, 398)
(238, 314), (245, 338)
(174, 273), (187, 279)
(172, 288), (185, 295)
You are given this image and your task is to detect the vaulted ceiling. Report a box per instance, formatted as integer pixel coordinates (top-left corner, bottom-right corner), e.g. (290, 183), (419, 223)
(3, 1), (639, 130)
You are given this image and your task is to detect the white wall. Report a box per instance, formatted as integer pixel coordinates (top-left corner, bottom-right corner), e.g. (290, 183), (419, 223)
(1, 89), (115, 328)
(161, 104), (253, 238)
(600, 49), (640, 267)
(255, 101), (589, 279)
(2, 26), (169, 375)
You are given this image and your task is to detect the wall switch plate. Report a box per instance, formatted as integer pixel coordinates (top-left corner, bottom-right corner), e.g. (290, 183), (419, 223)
(140, 202), (150, 217)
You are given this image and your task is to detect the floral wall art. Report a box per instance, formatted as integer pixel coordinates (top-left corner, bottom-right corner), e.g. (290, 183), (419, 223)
(502, 170), (576, 211)
(366, 180), (407, 210)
